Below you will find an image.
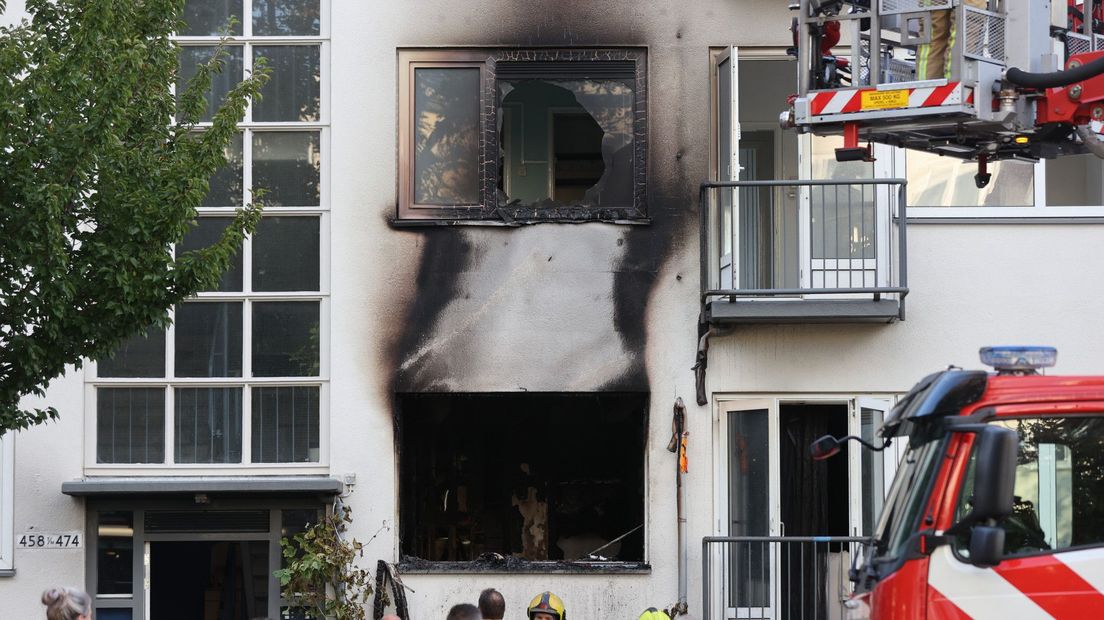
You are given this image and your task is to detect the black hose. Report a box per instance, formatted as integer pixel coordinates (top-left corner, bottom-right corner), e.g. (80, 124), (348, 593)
(1005, 55), (1104, 89)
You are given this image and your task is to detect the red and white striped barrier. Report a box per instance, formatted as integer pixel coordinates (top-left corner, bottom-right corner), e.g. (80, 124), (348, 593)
(808, 82), (973, 116)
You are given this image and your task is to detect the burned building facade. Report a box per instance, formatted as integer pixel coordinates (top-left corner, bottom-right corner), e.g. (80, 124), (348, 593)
(4, 1), (1104, 618)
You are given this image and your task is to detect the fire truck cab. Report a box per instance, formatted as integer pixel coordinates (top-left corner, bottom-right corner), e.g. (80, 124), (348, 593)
(813, 347), (1104, 619)
(786, 1), (1104, 187)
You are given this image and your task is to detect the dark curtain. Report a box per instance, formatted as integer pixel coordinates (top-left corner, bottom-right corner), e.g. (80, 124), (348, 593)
(780, 405), (846, 620)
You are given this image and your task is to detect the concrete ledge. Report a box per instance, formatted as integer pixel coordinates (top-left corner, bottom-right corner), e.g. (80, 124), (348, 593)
(708, 299), (901, 324)
(398, 560), (651, 575)
(61, 476), (343, 497)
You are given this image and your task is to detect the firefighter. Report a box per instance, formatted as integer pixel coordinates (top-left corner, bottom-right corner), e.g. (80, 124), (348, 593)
(917, 0), (989, 80)
(638, 608), (672, 620)
(526, 591), (566, 620)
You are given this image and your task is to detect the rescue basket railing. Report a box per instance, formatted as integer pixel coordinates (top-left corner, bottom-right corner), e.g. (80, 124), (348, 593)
(795, 1), (1007, 93)
(699, 178), (908, 320)
(702, 535), (875, 620)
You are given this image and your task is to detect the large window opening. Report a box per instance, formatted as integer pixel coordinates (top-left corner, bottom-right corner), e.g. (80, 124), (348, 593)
(398, 393), (647, 567)
(496, 72), (634, 210)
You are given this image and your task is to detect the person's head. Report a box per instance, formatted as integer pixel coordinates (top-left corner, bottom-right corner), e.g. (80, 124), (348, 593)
(526, 591), (566, 620)
(446, 603), (481, 620)
(638, 608), (671, 620)
(479, 588), (506, 620)
(41, 587), (91, 620)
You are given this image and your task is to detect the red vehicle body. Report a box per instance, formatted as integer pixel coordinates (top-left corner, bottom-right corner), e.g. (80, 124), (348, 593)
(845, 367), (1104, 620)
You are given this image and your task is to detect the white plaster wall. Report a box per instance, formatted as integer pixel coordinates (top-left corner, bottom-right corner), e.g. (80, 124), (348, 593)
(2, 370), (87, 618)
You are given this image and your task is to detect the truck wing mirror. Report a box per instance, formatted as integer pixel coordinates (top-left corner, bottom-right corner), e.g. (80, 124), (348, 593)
(968, 525), (1006, 568)
(810, 435), (842, 460)
(961, 424), (1019, 525)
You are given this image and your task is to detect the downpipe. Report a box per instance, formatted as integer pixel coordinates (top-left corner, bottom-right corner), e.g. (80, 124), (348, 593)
(668, 398), (690, 617)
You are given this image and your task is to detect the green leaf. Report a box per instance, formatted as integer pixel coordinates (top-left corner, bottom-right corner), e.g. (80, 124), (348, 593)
(0, 0), (268, 433)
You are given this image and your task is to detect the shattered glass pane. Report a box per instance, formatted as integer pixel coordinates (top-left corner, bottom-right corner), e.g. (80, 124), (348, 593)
(497, 78), (635, 210)
(414, 68), (481, 206)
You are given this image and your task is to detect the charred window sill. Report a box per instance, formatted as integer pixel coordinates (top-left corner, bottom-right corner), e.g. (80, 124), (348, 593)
(397, 557), (651, 575)
(390, 209), (652, 228)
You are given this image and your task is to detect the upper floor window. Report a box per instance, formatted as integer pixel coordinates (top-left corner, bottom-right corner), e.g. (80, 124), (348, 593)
(397, 48), (648, 223)
(87, 0), (328, 471)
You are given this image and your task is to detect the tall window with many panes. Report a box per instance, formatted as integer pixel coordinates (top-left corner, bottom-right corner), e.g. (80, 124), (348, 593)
(88, 0), (327, 471)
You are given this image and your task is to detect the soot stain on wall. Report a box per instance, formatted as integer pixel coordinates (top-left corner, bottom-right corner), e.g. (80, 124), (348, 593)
(390, 8), (696, 395)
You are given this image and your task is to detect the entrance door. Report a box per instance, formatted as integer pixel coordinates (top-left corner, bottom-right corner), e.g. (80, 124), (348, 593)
(149, 540), (270, 620)
(717, 397), (896, 619)
(721, 400), (780, 619)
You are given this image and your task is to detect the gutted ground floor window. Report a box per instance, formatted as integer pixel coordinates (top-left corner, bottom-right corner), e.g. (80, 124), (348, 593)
(398, 393), (647, 566)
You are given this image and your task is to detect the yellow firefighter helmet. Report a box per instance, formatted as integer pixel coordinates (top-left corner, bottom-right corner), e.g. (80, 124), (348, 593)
(527, 591), (566, 620)
(638, 609), (671, 620)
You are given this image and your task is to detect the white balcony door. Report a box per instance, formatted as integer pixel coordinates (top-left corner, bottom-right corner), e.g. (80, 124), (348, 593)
(850, 397), (894, 536)
(798, 137), (897, 294)
(715, 46), (739, 290)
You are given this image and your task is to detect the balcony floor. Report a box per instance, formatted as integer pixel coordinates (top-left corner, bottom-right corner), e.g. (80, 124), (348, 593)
(707, 299), (902, 324)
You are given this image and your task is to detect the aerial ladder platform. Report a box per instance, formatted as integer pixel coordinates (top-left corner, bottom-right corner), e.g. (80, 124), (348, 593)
(782, 0), (1104, 187)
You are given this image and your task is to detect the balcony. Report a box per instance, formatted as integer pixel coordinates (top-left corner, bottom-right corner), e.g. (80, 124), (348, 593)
(700, 179), (908, 324)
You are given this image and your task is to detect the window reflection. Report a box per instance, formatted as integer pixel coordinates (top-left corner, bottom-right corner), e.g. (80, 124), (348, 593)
(908, 151), (1034, 207)
(497, 78), (635, 209)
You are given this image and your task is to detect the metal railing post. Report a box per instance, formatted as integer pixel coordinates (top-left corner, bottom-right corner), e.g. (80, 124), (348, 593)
(702, 537), (712, 620)
(898, 182), (908, 321)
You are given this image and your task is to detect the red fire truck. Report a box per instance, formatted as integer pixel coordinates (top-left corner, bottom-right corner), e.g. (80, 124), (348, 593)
(812, 347), (1104, 619)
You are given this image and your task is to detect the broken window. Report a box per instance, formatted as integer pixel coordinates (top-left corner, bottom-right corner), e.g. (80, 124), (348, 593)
(397, 49), (647, 222)
(397, 393), (647, 566)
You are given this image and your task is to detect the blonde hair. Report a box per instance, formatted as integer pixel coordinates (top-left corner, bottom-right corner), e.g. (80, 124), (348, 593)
(41, 587), (91, 620)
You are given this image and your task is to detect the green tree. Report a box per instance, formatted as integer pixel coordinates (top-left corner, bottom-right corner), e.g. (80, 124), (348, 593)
(0, 0), (268, 434)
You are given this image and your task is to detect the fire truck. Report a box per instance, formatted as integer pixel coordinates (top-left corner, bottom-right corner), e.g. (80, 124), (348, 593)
(811, 347), (1104, 619)
(783, 0), (1104, 187)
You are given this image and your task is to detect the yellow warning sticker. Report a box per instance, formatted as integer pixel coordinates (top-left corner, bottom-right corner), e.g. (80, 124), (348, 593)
(861, 89), (910, 110)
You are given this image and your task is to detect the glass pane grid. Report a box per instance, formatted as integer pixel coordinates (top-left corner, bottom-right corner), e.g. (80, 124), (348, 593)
(94, 0), (327, 468)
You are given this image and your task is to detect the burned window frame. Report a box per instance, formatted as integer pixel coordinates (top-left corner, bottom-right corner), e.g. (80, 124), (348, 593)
(397, 48), (649, 224)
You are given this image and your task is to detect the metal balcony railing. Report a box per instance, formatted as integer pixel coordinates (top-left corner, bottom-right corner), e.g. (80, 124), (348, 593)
(700, 179), (908, 323)
(702, 535), (874, 620)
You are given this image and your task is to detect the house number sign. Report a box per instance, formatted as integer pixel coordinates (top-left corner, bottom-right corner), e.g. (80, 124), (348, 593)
(17, 531), (83, 549)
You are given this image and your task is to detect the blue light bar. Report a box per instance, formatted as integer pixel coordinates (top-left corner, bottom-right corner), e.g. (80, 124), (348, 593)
(979, 346), (1057, 372)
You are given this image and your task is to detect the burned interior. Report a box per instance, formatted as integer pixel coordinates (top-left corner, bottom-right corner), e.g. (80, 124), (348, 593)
(397, 393), (647, 567)
(398, 48), (647, 222)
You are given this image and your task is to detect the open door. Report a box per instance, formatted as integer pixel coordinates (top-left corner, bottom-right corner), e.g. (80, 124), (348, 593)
(851, 397), (893, 536)
(721, 400), (780, 619)
(715, 46), (739, 290)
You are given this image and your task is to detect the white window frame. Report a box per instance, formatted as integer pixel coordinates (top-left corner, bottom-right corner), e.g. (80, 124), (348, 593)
(906, 37), (1104, 219)
(0, 433), (13, 575)
(83, 0), (331, 476)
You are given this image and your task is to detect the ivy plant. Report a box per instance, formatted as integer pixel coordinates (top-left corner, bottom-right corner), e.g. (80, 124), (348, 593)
(276, 504), (375, 620)
(0, 0), (268, 434)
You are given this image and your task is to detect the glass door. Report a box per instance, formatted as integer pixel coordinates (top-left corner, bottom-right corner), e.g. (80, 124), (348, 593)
(722, 400), (780, 619)
(850, 397), (892, 536)
(799, 136), (897, 295)
(715, 46), (739, 290)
